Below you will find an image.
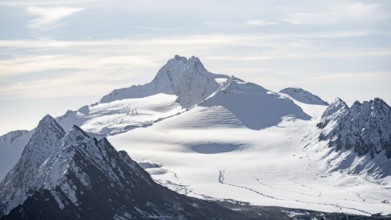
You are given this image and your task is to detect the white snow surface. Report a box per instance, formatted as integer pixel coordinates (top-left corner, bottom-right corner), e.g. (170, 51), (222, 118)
(1, 55), (390, 216)
(280, 87), (329, 105)
(100, 55), (224, 108)
(109, 100), (391, 216)
(0, 115), (147, 215)
(200, 77), (311, 130)
(0, 115), (67, 214)
(58, 93), (184, 135)
(0, 130), (32, 179)
(316, 98), (391, 177)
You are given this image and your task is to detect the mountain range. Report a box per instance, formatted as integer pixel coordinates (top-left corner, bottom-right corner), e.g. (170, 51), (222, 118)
(0, 115), (247, 219)
(0, 55), (390, 218)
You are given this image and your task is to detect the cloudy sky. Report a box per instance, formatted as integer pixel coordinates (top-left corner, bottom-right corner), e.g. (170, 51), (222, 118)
(0, 0), (390, 135)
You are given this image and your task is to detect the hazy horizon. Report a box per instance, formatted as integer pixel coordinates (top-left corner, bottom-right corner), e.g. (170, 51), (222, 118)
(1, 0), (390, 135)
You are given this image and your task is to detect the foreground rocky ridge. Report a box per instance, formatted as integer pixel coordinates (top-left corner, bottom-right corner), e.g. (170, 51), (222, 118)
(1, 115), (388, 219)
(0, 55), (390, 217)
(0, 115), (244, 219)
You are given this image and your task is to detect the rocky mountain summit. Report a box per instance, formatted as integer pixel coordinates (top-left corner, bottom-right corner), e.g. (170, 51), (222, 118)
(318, 98), (391, 159)
(0, 115), (244, 220)
(1, 115), (385, 220)
(101, 55), (224, 108)
(1, 55), (390, 217)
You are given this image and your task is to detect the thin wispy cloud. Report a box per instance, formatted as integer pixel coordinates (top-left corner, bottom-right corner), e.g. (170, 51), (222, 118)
(280, 2), (383, 25)
(245, 20), (277, 26)
(0, 0), (92, 6)
(26, 6), (84, 30)
(0, 0), (390, 134)
(0, 32), (390, 102)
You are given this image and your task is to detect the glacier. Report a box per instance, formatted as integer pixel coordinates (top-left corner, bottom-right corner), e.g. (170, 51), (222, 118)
(0, 55), (390, 216)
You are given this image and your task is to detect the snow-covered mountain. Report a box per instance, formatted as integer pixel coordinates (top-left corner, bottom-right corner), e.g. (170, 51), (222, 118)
(0, 115), (66, 215)
(319, 98), (391, 158)
(0, 115), (245, 219)
(317, 98), (349, 132)
(0, 130), (33, 180)
(51, 55), (310, 134)
(200, 76), (310, 130)
(315, 98), (391, 177)
(0, 130), (28, 146)
(101, 55), (225, 108)
(280, 87), (329, 105)
(1, 55), (390, 216)
(55, 56), (232, 136)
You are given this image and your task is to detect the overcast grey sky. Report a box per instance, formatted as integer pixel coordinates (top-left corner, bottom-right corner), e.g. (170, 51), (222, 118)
(0, 0), (390, 135)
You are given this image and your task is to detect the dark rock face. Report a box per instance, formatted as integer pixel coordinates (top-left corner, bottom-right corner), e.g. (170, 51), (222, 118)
(0, 115), (243, 220)
(318, 98), (391, 158)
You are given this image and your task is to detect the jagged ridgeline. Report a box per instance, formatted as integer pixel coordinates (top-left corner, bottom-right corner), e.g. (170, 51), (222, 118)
(0, 115), (243, 219)
(318, 98), (391, 158)
(0, 55), (390, 217)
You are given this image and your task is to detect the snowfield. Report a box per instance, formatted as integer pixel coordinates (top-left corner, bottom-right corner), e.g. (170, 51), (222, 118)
(109, 97), (391, 216)
(58, 93), (184, 135)
(1, 55), (390, 216)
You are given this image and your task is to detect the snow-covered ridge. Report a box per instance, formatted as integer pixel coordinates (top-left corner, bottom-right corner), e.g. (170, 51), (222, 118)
(0, 115), (66, 214)
(314, 98), (391, 177)
(0, 114), (152, 216)
(0, 129), (33, 181)
(55, 55), (313, 135)
(101, 55), (223, 108)
(280, 87), (329, 105)
(0, 130), (28, 147)
(317, 98), (349, 138)
(0, 115), (246, 219)
(1, 55), (390, 216)
(200, 76), (310, 130)
(318, 98), (391, 159)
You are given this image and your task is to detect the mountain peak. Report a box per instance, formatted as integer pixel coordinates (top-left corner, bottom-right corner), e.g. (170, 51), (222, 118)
(317, 97), (349, 129)
(153, 55), (209, 87)
(344, 99), (390, 120)
(63, 125), (90, 146)
(152, 55), (220, 108)
(279, 87), (329, 105)
(0, 115), (66, 214)
(220, 76), (267, 95)
(27, 114), (65, 153)
(319, 97), (391, 160)
(373, 97), (387, 104)
(360, 98), (390, 109)
(330, 97), (349, 109)
(171, 55), (202, 66)
(37, 114), (64, 132)
(0, 120), (245, 219)
(100, 55), (220, 108)
(333, 97), (345, 104)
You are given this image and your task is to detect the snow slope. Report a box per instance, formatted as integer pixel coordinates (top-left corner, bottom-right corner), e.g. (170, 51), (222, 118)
(101, 55), (225, 108)
(1, 55), (390, 216)
(0, 115), (66, 214)
(0, 130), (32, 180)
(200, 77), (310, 130)
(280, 87), (329, 105)
(314, 98), (391, 178)
(0, 115), (244, 220)
(58, 93), (184, 135)
(109, 99), (391, 216)
(0, 56), (213, 181)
